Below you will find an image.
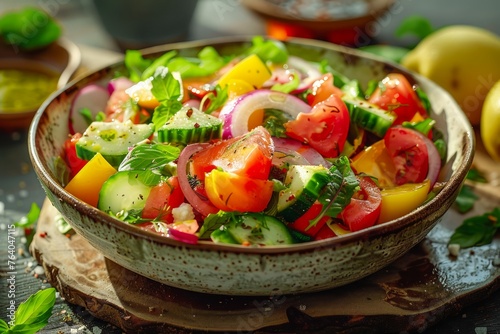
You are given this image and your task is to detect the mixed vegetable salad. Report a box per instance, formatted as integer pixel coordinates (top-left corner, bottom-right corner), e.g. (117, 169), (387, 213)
(59, 37), (446, 246)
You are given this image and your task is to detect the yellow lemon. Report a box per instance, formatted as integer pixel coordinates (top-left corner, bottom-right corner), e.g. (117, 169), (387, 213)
(402, 25), (500, 126)
(480, 79), (500, 161)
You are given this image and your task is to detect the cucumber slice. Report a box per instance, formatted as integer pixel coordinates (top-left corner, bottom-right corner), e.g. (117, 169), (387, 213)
(277, 165), (330, 221)
(76, 121), (154, 167)
(97, 170), (152, 215)
(157, 106), (222, 144)
(225, 214), (294, 246)
(210, 226), (238, 244)
(343, 96), (395, 137)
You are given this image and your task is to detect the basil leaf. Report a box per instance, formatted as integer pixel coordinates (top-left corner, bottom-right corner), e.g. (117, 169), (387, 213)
(12, 288), (56, 331)
(119, 143), (180, 172)
(449, 208), (500, 248)
(199, 211), (234, 239)
(150, 67), (183, 130)
(0, 319), (9, 331)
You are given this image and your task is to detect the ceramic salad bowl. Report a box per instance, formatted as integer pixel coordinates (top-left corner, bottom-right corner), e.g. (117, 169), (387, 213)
(28, 37), (474, 296)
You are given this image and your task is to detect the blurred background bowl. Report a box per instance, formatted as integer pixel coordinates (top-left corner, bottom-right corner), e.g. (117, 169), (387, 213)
(0, 38), (80, 131)
(241, 0), (396, 45)
(90, 0), (199, 51)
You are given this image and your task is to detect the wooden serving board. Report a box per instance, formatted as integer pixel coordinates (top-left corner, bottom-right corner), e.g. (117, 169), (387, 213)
(30, 132), (500, 334)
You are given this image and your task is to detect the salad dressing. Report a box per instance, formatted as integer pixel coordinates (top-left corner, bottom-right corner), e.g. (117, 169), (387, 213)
(0, 67), (58, 113)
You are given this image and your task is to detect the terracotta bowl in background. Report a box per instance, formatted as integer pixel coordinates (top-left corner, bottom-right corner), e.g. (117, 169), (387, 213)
(0, 38), (80, 131)
(241, 0), (396, 45)
(28, 37), (474, 296)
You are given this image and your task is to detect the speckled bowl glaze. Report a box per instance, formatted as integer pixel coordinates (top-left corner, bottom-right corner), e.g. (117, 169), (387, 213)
(28, 37), (474, 296)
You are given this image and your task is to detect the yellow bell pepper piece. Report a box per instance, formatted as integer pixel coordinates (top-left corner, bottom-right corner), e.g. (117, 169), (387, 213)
(217, 54), (272, 89)
(65, 152), (117, 207)
(378, 179), (431, 224)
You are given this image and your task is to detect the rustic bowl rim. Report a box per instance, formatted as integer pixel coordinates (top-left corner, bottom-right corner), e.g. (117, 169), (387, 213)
(29, 36), (475, 255)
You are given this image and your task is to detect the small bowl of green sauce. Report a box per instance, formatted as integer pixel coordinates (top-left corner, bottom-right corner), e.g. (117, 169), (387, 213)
(0, 38), (81, 131)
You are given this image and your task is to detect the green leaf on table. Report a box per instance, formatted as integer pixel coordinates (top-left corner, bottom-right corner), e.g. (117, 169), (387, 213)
(449, 207), (500, 248)
(454, 184), (479, 214)
(14, 203), (40, 229)
(466, 168), (488, 183)
(358, 45), (410, 63)
(0, 7), (61, 50)
(1, 288), (57, 334)
(395, 15), (435, 41)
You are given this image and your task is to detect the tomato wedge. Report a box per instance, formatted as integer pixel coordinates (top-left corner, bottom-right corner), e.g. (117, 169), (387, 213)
(306, 73), (343, 106)
(285, 94), (350, 158)
(339, 176), (382, 232)
(190, 126), (274, 180)
(205, 170), (274, 212)
(368, 73), (427, 126)
(64, 133), (88, 179)
(142, 176), (185, 223)
(384, 127), (429, 185)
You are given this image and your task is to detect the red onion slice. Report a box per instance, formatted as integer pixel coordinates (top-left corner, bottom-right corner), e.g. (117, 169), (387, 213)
(288, 56), (323, 92)
(107, 77), (134, 95)
(177, 143), (219, 217)
(168, 228), (199, 244)
(413, 130), (442, 187)
(219, 89), (311, 139)
(272, 137), (331, 168)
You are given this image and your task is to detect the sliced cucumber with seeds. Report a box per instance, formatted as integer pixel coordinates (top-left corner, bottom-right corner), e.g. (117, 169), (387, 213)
(277, 165), (330, 222)
(342, 96), (395, 137)
(157, 106), (222, 145)
(76, 121), (154, 167)
(97, 170), (152, 215)
(224, 214), (294, 246)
